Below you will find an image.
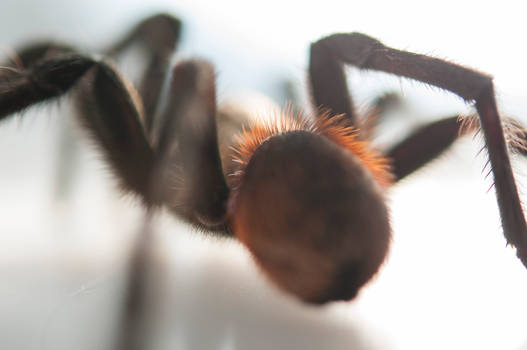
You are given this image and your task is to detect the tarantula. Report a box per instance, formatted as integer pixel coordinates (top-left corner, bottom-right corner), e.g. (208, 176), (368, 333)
(1, 14), (526, 304)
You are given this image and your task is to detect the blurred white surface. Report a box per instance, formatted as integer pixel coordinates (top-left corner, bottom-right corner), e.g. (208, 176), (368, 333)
(1, 1), (527, 350)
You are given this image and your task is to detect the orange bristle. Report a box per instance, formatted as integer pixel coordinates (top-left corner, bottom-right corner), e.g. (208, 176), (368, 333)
(230, 108), (393, 189)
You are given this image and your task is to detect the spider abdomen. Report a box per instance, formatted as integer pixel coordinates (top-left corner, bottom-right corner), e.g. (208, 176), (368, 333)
(229, 130), (391, 303)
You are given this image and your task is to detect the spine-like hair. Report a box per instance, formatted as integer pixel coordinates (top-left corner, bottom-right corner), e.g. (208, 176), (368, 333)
(229, 108), (393, 190)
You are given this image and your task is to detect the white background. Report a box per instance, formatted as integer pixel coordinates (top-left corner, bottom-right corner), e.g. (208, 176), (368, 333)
(0, 1), (527, 349)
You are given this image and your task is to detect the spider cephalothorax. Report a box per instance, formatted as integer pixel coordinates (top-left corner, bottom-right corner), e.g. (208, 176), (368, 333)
(1, 14), (526, 306)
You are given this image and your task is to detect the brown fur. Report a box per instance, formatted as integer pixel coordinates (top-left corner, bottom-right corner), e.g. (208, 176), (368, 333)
(229, 131), (391, 303)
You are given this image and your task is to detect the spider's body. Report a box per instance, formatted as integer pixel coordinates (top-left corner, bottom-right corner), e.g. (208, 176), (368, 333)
(1, 14), (526, 306)
(229, 112), (392, 303)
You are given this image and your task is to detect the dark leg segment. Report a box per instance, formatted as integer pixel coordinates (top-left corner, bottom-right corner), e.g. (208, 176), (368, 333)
(151, 60), (230, 229)
(5, 13), (182, 134)
(0, 15), (228, 229)
(74, 61), (155, 201)
(107, 15), (229, 229)
(309, 40), (358, 127)
(388, 115), (527, 182)
(8, 42), (76, 68)
(107, 13), (181, 59)
(108, 14), (182, 132)
(387, 116), (461, 181)
(0, 54), (95, 119)
(0, 54), (156, 203)
(310, 33), (527, 266)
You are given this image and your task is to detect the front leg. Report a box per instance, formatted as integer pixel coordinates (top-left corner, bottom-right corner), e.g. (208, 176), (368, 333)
(0, 54), (94, 118)
(309, 33), (527, 268)
(0, 55), (156, 204)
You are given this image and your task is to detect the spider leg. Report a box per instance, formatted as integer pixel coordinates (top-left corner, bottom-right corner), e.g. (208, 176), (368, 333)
(388, 115), (527, 182)
(74, 60), (156, 201)
(150, 59), (230, 229)
(2, 42), (76, 70)
(4, 14), (182, 135)
(310, 33), (527, 267)
(309, 39), (358, 127)
(387, 116), (461, 181)
(107, 13), (182, 133)
(0, 54), (94, 118)
(0, 54), (156, 203)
